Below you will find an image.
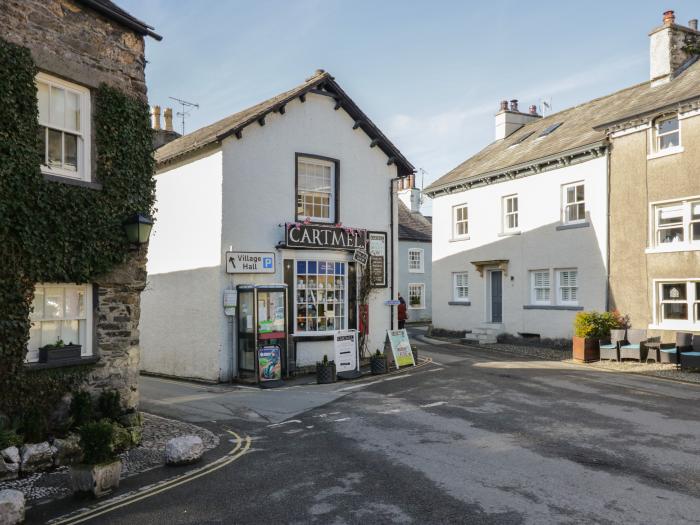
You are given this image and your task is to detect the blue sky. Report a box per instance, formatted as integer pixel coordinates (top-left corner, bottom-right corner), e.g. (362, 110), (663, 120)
(121, 0), (692, 208)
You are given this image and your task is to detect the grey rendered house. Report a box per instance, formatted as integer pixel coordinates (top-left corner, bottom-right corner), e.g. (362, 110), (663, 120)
(398, 176), (432, 323)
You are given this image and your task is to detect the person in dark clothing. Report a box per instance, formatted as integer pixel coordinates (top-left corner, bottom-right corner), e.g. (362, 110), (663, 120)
(397, 293), (408, 330)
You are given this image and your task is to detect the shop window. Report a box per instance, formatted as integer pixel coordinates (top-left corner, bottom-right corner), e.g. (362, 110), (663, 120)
(530, 270), (551, 304)
(408, 248), (424, 273)
(295, 260), (346, 333)
(453, 204), (468, 238)
(557, 269), (578, 305)
(652, 199), (700, 248)
(408, 283), (425, 309)
(36, 72), (91, 182)
(296, 156), (336, 223)
(453, 272), (469, 301)
(27, 283), (92, 362)
(562, 182), (585, 224)
(654, 115), (680, 152)
(503, 195), (519, 232)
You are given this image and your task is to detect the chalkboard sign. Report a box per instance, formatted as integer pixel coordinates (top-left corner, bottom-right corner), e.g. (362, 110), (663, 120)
(367, 231), (387, 288)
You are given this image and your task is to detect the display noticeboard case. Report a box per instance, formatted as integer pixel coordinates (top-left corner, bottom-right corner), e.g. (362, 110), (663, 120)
(258, 346), (282, 382)
(384, 329), (416, 370)
(367, 231), (387, 288)
(334, 330), (361, 379)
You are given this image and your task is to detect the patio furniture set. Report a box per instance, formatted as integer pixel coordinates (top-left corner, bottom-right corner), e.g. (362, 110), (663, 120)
(599, 329), (700, 370)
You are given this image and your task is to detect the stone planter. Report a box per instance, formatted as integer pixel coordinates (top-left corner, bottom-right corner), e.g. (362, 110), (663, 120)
(39, 343), (81, 363)
(71, 459), (122, 498)
(572, 336), (599, 362)
(370, 355), (388, 375)
(316, 361), (336, 384)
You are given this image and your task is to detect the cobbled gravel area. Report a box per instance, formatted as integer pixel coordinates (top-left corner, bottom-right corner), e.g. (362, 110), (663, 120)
(0, 412), (219, 504)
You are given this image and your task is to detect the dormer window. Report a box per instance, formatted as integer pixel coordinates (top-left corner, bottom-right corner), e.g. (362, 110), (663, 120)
(654, 115), (680, 151)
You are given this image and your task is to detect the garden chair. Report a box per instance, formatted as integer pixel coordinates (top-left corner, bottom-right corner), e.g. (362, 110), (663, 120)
(599, 329), (626, 361)
(651, 332), (693, 365)
(619, 329), (648, 362)
(680, 335), (700, 371)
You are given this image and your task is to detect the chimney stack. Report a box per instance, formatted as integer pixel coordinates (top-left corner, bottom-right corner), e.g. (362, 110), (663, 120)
(397, 174), (421, 213)
(649, 11), (700, 85)
(494, 98), (542, 140)
(152, 105), (161, 130)
(164, 107), (174, 132)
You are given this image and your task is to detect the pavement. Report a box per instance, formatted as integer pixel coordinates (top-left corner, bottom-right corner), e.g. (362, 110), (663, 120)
(33, 327), (700, 524)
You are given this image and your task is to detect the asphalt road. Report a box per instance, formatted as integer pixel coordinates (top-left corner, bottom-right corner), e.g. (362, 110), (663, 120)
(45, 334), (700, 524)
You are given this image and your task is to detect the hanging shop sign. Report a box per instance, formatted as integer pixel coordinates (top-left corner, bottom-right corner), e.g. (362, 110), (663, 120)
(258, 345), (282, 382)
(384, 329), (416, 369)
(334, 330), (360, 378)
(226, 251), (276, 274)
(368, 231), (387, 288)
(353, 248), (368, 266)
(284, 223), (367, 251)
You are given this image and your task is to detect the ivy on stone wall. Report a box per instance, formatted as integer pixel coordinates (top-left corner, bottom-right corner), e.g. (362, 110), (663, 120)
(0, 38), (155, 424)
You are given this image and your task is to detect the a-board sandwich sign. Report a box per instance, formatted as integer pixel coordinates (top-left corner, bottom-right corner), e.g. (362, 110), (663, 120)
(384, 329), (416, 370)
(334, 330), (361, 379)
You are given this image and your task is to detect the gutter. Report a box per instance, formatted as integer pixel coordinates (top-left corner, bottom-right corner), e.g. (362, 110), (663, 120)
(78, 0), (163, 40)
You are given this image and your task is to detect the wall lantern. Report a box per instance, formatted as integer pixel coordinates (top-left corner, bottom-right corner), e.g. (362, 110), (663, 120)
(124, 213), (153, 245)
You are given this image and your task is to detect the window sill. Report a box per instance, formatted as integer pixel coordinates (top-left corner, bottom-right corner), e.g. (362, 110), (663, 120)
(645, 244), (700, 254)
(24, 355), (99, 371)
(408, 269), (425, 274)
(449, 236), (470, 242)
(556, 222), (589, 231)
(523, 305), (583, 311)
(498, 231), (521, 237)
(647, 146), (684, 160)
(408, 306), (426, 310)
(448, 301), (471, 306)
(648, 322), (700, 331)
(43, 173), (102, 190)
(292, 333), (335, 341)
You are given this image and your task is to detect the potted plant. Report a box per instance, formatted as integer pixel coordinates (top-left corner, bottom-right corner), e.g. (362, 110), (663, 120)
(316, 355), (336, 384)
(39, 338), (81, 363)
(573, 311), (624, 362)
(71, 420), (121, 498)
(370, 350), (388, 375)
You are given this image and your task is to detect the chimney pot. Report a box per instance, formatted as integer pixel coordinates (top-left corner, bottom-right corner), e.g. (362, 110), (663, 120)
(690, 19), (698, 30)
(663, 10), (675, 26)
(529, 105), (538, 115)
(499, 100), (509, 112)
(152, 105), (161, 130)
(164, 107), (174, 132)
(510, 99), (519, 112)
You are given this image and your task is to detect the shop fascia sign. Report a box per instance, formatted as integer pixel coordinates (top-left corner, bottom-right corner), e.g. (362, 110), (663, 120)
(284, 222), (367, 251)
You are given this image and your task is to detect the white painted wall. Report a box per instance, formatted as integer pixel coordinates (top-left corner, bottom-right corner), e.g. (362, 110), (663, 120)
(431, 156), (608, 338)
(218, 93), (398, 372)
(140, 151), (225, 381)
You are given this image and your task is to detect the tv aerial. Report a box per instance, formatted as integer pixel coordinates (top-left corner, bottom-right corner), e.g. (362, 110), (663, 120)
(169, 96), (199, 134)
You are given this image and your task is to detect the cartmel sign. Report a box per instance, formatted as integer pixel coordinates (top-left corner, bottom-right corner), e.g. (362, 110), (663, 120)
(284, 223), (367, 251)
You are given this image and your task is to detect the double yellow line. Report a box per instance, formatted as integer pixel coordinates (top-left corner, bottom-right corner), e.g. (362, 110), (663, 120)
(50, 430), (252, 525)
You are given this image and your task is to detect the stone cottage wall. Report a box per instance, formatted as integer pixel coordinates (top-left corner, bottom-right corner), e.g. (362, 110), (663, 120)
(1, 0), (150, 411)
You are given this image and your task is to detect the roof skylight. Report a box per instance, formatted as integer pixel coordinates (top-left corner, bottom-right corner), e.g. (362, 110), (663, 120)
(538, 122), (563, 137)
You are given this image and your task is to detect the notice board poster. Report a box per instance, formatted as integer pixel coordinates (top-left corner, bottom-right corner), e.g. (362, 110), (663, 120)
(258, 346), (282, 382)
(385, 329), (416, 369)
(367, 231), (387, 288)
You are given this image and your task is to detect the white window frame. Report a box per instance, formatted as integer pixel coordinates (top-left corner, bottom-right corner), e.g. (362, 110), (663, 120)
(654, 114), (681, 152)
(293, 258), (348, 335)
(502, 194), (519, 233)
(647, 196), (700, 252)
(408, 283), (426, 309)
(651, 279), (700, 330)
(453, 204), (469, 239)
(296, 156), (336, 223)
(562, 182), (585, 224)
(452, 272), (469, 302)
(36, 72), (91, 182)
(556, 269), (578, 306)
(27, 283), (93, 363)
(530, 270), (551, 305)
(408, 248), (424, 273)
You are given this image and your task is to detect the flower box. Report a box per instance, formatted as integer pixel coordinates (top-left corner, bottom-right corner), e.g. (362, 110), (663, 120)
(39, 344), (81, 363)
(572, 336), (599, 363)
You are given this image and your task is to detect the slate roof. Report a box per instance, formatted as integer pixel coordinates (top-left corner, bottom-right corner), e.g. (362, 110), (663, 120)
(77, 0), (162, 40)
(398, 201), (432, 242)
(425, 58), (700, 196)
(155, 70), (415, 176)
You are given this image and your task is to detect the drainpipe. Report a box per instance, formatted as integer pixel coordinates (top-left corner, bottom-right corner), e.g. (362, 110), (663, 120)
(605, 145), (611, 312)
(390, 176), (401, 330)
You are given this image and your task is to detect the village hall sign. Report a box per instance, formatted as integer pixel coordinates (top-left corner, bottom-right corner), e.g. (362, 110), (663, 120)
(284, 223), (367, 250)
